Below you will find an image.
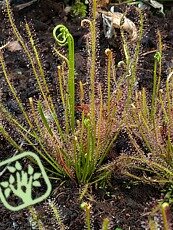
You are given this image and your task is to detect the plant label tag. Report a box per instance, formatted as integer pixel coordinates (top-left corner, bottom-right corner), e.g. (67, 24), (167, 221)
(0, 151), (52, 211)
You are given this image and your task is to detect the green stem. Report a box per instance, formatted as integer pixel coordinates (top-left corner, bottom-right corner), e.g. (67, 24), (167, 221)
(161, 202), (171, 230)
(53, 25), (75, 132)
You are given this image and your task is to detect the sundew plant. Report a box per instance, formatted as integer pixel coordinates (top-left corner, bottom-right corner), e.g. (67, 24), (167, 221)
(117, 32), (173, 187)
(0, 0), (137, 184)
(2, 0), (172, 228)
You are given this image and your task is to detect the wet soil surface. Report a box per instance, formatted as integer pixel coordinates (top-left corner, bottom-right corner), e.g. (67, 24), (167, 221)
(1, 0), (173, 229)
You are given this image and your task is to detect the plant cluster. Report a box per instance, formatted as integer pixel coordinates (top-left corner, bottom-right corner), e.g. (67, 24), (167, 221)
(117, 32), (173, 186)
(0, 0), (130, 185)
(1, 0), (173, 228)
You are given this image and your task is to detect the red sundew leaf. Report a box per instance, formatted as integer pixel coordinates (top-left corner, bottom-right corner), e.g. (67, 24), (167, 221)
(76, 103), (90, 115)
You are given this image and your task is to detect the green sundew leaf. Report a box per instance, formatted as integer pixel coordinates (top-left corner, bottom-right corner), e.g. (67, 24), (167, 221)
(7, 166), (16, 173)
(28, 165), (34, 175)
(33, 173), (41, 180)
(4, 188), (11, 198)
(15, 161), (22, 171)
(32, 181), (41, 187)
(154, 51), (161, 62)
(0, 181), (9, 188)
(37, 101), (53, 136)
(9, 175), (15, 184)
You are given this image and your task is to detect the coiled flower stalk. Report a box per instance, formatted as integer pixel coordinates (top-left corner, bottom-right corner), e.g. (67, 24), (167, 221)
(53, 25), (75, 132)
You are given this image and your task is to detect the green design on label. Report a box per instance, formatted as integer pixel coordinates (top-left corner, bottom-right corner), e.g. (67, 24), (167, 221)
(0, 151), (52, 211)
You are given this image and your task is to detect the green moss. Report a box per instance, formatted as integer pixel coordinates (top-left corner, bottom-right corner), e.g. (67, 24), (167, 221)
(71, 1), (87, 18)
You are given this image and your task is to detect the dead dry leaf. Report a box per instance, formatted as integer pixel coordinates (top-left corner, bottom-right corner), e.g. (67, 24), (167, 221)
(98, 0), (110, 8)
(6, 41), (22, 52)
